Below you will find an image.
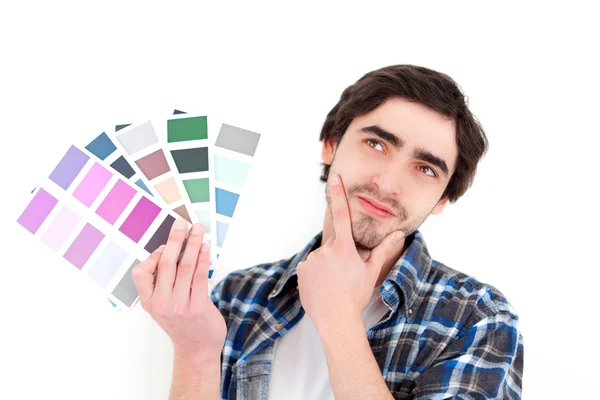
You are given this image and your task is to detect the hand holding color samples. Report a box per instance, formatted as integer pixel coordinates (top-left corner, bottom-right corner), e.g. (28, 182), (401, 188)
(132, 219), (226, 358)
(296, 174), (405, 334)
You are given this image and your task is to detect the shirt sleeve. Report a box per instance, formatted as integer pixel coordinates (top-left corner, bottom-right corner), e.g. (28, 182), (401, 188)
(413, 310), (524, 399)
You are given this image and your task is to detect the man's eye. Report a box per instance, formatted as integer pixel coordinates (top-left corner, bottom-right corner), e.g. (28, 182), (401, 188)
(366, 139), (384, 152)
(419, 165), (437, 178)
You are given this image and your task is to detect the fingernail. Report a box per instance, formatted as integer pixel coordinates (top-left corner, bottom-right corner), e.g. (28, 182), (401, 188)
(156, 245), (165, 253)
(172, 219), (188, 231)
(330, 174), (340, 185)
(191, 223), (204, 236)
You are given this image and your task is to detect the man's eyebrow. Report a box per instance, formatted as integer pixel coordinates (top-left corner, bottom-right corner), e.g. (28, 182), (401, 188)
(359, 125), (450, 177)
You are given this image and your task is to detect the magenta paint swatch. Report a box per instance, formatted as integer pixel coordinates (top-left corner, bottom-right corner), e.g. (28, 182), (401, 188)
(17, 188), (58, 234)
(72, 163), (113, 207)
(49, 145), (90, 190)
(63, 223), (105, 269)
(119, 197), (161, 243)
(96, 180), (137, 224)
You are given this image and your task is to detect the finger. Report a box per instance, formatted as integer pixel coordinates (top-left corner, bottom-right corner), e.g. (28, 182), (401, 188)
(132, 245), (165, 305)
(366, 230), (405, 282)
(171, 223), (205, 305)
(154, 218), (189, 300)
(190, 242), (211, 305)
(329, 173), (353, 243)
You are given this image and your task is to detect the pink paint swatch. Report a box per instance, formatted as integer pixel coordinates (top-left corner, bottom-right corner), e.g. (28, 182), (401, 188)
(119, 197), (161, 243)
(40, 206), (81, 251)
(63, 223), (105, 269)
(72, 163), (112, 207)
(96, 180), (137, 224)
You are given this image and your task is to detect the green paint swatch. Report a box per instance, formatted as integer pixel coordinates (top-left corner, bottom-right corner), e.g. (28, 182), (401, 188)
(168, 116), (208, 143)
(183, 178), (210, 203)
(214, 155), (250, 188)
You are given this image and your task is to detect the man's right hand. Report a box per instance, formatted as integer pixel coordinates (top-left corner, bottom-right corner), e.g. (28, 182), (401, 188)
(132, 219), (227, 360)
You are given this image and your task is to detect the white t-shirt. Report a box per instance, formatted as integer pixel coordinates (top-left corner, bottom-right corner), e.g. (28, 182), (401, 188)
(267, 286), (390, 400)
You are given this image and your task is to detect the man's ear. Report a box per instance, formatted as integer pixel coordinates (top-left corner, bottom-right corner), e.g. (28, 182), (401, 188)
(431, 196), (449, 215)
(321, 137), (336, 165)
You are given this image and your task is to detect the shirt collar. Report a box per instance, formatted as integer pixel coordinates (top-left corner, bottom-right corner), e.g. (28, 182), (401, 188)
(268, 229), (433, 316)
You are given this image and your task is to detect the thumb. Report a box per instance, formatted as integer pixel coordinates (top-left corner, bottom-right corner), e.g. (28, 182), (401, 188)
(365, 230), (405, 282)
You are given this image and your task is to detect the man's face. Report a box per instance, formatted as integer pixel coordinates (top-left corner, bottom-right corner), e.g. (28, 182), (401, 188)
(322, 97), (458, 251)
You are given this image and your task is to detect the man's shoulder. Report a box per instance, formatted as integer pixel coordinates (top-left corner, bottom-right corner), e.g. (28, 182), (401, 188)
(423, 260), (519, 327)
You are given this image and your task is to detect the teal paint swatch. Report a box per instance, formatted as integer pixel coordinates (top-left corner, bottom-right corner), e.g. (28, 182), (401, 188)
(214, 155), (250, 188)
(183, 178), (210, 203)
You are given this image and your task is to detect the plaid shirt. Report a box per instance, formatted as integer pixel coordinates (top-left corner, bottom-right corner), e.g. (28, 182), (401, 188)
(210, 230), (523, 399)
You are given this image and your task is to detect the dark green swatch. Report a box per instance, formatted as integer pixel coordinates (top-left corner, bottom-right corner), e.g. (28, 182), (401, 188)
(171, 147), (209, 174)
(168, 116), (208, 143)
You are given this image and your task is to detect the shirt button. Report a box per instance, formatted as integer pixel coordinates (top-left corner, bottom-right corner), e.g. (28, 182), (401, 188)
(274, 322), (284, 331)
(408, 308), (413, 316)
(231, 362), (236, 371)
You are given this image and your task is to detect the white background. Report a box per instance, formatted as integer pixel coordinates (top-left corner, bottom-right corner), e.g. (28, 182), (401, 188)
(1, 1), (598, 399)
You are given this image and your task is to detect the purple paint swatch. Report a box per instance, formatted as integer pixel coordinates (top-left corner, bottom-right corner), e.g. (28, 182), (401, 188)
(96, 180), (137, 224)
(17, 188), (58, 234)
(72, 163), (112, 207)
(49, 146), (90, 190)
(119, 197), (161, 243)
(63, 223), (105, 269)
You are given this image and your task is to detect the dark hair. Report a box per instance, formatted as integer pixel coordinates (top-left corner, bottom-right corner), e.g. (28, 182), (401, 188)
(319, 64), (488, 204)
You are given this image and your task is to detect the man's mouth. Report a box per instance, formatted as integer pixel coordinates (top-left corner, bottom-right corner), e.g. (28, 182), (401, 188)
(356, 196), (395, 218)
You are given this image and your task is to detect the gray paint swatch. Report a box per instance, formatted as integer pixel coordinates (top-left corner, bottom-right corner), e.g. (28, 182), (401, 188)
(110, 156), (135, 179)
(116, 121), (159, 155)
(215, 124), (261, 157)
(144, 215), (176, 253)
(111, 259), (141, 307)
(171, 147), (209, 173)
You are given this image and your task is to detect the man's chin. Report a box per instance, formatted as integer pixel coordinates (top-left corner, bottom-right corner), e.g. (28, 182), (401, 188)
(353, 235), (382, 252)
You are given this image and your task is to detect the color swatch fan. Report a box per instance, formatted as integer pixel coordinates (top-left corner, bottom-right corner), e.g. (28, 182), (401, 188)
(16, 110), (263, 311)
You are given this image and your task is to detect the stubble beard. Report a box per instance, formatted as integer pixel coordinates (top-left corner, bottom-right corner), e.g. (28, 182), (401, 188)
(325, 181), (428, 251)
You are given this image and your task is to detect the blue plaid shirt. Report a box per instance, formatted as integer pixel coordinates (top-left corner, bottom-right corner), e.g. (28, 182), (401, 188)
(210, 230), (523, 399)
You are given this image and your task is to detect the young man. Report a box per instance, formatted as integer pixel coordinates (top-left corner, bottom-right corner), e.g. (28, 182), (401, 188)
(132, 65), (523, 399)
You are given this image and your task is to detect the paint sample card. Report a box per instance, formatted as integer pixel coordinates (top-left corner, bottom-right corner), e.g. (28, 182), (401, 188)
(156, 111), (262, 267)
(113, 121), (195, 223)
(211, 123), (262, 259)
(84, 128), (156, 200)
(16, 144), (204, 311)
(156, 114), (217, 267)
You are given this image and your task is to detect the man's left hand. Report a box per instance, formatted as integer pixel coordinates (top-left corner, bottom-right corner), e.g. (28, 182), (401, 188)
(297, 173), (404, 334)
